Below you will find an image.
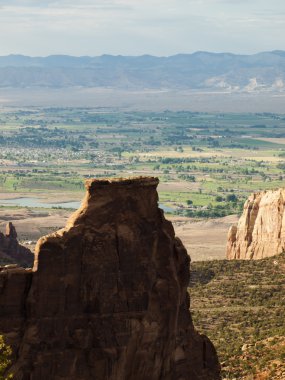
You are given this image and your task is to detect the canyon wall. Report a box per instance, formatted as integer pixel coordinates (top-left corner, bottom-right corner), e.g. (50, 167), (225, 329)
(227, 188), (285, 260)
(0, 177), (220, 380)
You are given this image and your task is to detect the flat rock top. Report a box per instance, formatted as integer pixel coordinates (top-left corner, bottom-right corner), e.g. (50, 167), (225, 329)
(85, 176), (159, 190)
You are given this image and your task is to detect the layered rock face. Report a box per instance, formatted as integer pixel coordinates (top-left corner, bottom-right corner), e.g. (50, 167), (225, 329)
(0, 222), (34, 266)
(0, 177), (220, 380)
(227, 188), (285, 260)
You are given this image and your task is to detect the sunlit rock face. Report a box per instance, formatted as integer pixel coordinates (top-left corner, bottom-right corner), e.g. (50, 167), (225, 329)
(0, 177), (220, 380)
(227, 188), (285, 260)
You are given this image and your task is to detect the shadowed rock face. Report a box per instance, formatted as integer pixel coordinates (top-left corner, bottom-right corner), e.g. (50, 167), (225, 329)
(0, 222), (34, 267)
(0, 177), (220, 380)
(227, 188), (285, 260)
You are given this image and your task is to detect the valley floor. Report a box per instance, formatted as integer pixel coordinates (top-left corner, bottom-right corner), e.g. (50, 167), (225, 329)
(0, 209), (234, 261)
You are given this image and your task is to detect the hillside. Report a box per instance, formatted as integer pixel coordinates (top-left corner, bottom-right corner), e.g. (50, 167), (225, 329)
(0, 51), (285, 91)
(190, 253), (285, 379)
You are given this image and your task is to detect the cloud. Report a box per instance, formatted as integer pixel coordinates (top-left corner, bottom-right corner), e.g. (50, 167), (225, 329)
(0, 0), (284, 56)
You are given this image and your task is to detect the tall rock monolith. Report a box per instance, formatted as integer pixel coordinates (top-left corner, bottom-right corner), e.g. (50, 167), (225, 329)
(0, 177), (220, 380)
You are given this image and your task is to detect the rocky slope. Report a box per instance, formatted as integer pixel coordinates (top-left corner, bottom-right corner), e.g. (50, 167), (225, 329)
(227, 188), (285, 260)
(0, 222), (33, 266)
(0, 177), (220, 380)
(190, 253), (285, 379)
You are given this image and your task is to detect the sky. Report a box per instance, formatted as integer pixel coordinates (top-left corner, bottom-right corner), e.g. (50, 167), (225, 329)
(0, 0), (284, 56)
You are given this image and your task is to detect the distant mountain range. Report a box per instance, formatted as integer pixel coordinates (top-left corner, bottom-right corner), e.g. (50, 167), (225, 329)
(1, 51), (285, 92)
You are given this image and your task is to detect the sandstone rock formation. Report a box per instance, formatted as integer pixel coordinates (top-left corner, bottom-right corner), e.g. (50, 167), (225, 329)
(0, 222), (34, 267)
(227, 188), (285, 260)
(0, 177), (220, 380)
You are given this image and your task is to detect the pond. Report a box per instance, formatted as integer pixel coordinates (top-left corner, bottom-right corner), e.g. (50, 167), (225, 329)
(0, 197), (81, 209)
(0, 197), (174, 213)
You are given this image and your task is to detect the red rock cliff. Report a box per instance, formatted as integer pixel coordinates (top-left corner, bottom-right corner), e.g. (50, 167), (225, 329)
(0, 177), (220, 380)
(227, 188), (285, 260)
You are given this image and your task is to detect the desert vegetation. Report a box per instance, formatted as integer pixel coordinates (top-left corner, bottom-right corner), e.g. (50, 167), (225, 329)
(190, 253), (285, 379)
(0, 336), (12, 380)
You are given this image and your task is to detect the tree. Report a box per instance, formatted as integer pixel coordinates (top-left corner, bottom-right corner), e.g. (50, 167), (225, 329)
(226, 194), (238, 203)
(0, 336), (13, 380)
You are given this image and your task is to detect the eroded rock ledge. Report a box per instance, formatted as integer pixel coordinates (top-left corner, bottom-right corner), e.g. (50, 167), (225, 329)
(0, 177), (220, 380)
(227, 188), (285, 260)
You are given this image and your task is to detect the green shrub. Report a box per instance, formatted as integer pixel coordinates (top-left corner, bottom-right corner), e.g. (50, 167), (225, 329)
(0, 336), (13, 380)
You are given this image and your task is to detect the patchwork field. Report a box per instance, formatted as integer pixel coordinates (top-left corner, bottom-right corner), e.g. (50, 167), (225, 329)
(0, 107), (285, 259)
